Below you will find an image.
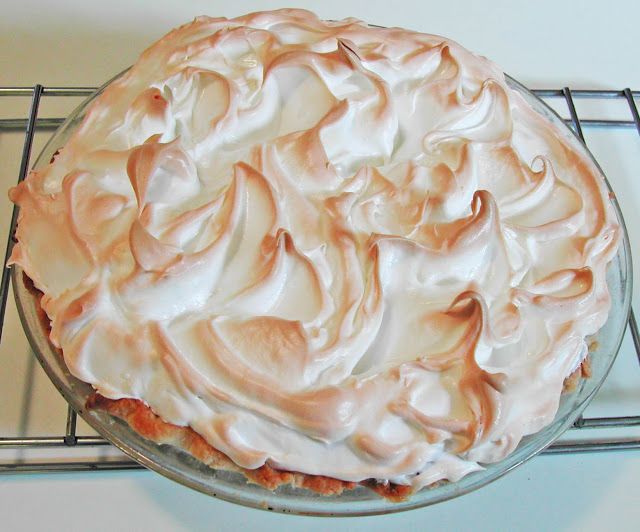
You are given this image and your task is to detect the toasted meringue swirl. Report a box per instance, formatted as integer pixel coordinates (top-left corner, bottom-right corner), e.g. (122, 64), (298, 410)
(9, 9), (620, 488)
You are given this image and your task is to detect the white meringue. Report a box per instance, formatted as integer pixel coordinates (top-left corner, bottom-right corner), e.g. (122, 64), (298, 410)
(9, 8), (620, 488)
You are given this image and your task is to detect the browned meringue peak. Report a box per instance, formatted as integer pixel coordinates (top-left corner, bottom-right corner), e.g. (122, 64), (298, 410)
(8, 9), (620, 487)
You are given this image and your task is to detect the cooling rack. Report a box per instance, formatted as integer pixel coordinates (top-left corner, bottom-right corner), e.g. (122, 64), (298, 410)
(0, 84), (639, 475)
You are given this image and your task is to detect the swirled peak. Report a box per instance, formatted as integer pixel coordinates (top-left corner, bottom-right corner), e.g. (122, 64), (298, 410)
(9, 9), (620, 488)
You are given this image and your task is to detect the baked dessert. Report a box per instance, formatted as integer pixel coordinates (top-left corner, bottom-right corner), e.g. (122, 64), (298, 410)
(9, 9), (620, 499)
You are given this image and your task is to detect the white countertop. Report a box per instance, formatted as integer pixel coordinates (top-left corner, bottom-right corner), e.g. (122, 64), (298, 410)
(2, 1), (640, 530)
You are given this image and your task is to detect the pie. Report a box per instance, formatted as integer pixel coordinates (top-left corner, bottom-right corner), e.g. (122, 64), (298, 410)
(9, 9), (620, 499)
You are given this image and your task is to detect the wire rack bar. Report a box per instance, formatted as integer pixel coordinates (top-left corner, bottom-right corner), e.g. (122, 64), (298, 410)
(0, 118), (636, 132)
(1, 84), (639, 474)
(534, 89), (640, 98)
(2, 439), (639, 475)
(0, 85), (42, 343)
(544, 441), (640, 454)
(563, 86), (640, 362)
(566, 120), (636, 129)
(0, 118), (65, 131)
(0, 87), (96, 97)
(563, 87), (586, 141)
(0, 436), (110, 447)
(573, 416), (640, 429)
(1, 414), (636, 450)
(65, 406), (78, 446)
(624, 88), (640, 126)
(631, 309), (640, 365)
(1, 87), (638, 99)
(0, 461), (142, 473)
(621, 89), (640, 363)
(2, 118), (637, 134)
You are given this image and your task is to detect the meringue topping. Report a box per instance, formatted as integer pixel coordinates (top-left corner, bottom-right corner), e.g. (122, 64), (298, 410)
(9, 9), (620, 488)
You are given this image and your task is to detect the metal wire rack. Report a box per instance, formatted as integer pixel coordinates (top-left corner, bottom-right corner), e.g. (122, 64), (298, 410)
(0, 84), (639, 475)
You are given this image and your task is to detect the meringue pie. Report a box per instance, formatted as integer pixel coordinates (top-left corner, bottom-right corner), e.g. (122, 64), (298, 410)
(9, 8), (620, 498)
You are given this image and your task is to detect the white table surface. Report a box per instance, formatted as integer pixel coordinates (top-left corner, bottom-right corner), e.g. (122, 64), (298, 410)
(2, 1), (640, 530)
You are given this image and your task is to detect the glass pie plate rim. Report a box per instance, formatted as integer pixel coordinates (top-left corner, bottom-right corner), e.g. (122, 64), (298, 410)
(11, 70), (633, 517)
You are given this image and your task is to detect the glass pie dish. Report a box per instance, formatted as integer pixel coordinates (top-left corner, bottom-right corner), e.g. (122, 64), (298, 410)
(11, 70), (633, 516)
